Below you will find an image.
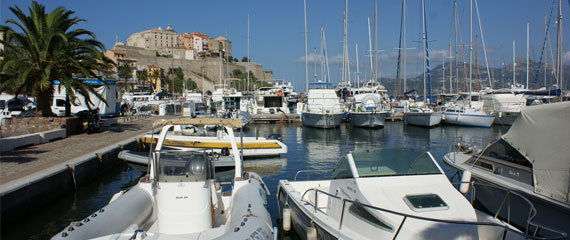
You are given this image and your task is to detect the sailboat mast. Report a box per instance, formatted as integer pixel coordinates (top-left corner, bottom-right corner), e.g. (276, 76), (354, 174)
(247, 13), (250, 92)
(403, 0), (407, 93)
(356, 44), (360, 88)
(449, 39), (453, 93)
(314, 48), (318, 82)
(469, 0), (473, 106)
(454, 0), (458, 94)
(374, 0), (378, 82)
(304, 0), (308, 91)
(422, 0), (427, 103)
(320, 26), (325, 83)
(513, 40), (516, 88)
(368, 17), (374, 81)
(556, 0), (563, 95)
(527, 23), (530, 89)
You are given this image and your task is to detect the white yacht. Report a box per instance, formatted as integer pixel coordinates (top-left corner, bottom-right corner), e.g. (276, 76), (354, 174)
(443, 102), (570, 238)
(349, 81), (389, 128)
(443, 92), (495, 127)
(302, 83), (344, 129)
(251, 85), (289, 114)
(481, 88), (526, 126)
(277, 148), (552, 239)
(52, 118), (275, 240)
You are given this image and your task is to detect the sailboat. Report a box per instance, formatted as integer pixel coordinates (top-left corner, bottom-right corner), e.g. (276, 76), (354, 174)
(443, 0), (495, 128)
(52, 119), (275, 239)
(403, 0), (442, 127)
(349, 3), (389, 128)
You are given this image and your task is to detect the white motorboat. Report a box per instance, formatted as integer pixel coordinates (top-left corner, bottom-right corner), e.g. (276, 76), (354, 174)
(140, 124), (287, 158)
(404, 107), (442, 127)
(443, 93), (495, 127)
(52, 118), (275, 240)
(443, 102), (570, 237)
(118, 149), (236, 173)
(349, 81), (389, 128)
(481, 88), (526, 126)
(277, 147), (562, 239)
(251, 85), (289, 114)
(302, 85), (344, 129)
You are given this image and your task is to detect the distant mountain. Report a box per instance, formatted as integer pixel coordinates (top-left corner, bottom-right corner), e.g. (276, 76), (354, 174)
(379, 60), (570, 96)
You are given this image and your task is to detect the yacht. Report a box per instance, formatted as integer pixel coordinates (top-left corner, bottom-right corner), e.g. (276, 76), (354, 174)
(443, 102), (570, 237)
(404, 106), (442, 127)
(443, 92), (495, 127)
(481, 88), (526, 126)
(52, 118), (275, 240)
(349, 81), (389, 128)
(251, 85), (289, 114)
(277, 148), (558, 239)
(302, 83), (344, 129)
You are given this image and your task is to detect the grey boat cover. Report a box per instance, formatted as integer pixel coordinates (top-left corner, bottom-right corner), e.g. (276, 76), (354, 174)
(502, 101), (570, 204)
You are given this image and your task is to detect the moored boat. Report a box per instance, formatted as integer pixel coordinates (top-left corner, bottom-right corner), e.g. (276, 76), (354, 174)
(52, 118), (275, 240)
(277, 147), (562, 239)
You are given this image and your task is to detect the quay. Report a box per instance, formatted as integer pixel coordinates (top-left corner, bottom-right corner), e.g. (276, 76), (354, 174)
(0, 116), (171, 224)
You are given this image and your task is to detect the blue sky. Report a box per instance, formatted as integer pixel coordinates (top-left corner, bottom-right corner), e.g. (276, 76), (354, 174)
(2, 0), (569, 91)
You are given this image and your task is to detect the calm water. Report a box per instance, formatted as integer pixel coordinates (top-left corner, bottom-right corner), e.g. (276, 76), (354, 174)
(3, 121), (509, 239)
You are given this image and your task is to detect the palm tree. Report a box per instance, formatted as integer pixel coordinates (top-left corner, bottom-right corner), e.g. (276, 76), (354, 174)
(0, 1), (114, 116)
(150, 68), (161, 92)
(137, 69), (149, 89)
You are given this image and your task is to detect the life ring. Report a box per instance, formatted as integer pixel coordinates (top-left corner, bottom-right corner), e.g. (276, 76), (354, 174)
(276, 90), (283, 96)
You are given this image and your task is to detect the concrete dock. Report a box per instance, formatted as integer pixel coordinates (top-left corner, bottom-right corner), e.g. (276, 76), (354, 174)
(0, 116), (169, 224)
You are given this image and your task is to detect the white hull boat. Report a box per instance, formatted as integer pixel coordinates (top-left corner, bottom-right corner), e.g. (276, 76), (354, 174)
(277, 148), (542, 240)
(443, 108), (495, 127)
(301, 112), (343, 129)
(349, 111), (387, 128)
(443, 102), (570, 238)
(141, 129), (287, 158)
(53, 118), (275, 240)
(404, 111), (442, 127)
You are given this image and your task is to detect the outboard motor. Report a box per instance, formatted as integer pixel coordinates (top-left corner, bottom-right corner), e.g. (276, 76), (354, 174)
(266, 133), (283, 142)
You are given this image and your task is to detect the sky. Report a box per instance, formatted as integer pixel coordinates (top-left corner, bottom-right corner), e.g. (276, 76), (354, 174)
(2, 0), (569, 92)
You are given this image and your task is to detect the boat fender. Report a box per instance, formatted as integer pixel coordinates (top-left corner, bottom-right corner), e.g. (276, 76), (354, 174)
(282, 207), (291, 232)
(459, 170), (472, 194)
(306, 226), (317, 240)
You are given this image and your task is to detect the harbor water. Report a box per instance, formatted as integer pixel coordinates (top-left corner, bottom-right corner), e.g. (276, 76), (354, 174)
(3, 121), (509, 240)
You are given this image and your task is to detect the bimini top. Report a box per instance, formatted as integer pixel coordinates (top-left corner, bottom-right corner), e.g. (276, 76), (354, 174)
(153, 118), (243, 128)
(502, 101), (570, 204)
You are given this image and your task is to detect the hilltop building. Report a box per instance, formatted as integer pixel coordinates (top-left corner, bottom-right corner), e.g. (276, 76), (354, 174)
(126, 24), (179, 50)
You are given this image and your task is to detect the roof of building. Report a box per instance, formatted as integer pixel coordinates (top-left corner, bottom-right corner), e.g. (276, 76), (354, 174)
(215, 36), (227, 41)
(110, 49), (127, 55)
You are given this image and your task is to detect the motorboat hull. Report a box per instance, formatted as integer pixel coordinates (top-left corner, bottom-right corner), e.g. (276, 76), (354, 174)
(443, 112), (495, 127)
(141, 135), (287, 157)
(349, 111), (387, 128)
(404, 112), (442, 127)
(443, 152), (570, 237)
(301, 112), (343, 129)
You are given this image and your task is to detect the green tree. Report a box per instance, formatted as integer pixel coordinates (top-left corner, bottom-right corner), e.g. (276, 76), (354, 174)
(167, 67), (185, 94)
(241, 57), (249, 62)
(0, 1), (114, 116)
(118, 64), (133, 83)
(150, 68), (161, 92)
(137, 69), (148, 88)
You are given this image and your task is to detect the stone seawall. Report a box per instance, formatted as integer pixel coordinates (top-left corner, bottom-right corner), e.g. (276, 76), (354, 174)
(1, 117), (67, 138)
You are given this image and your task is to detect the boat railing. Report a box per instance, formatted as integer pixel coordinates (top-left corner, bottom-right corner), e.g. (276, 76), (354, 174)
(305, 103), (344, 114)
(456, 180), (567, 239)
(293, 169), (331, 181)
(300, 184), (567, 240)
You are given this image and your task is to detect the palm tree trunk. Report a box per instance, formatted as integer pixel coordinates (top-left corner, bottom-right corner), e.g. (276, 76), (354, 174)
(37, 90), (53, 117)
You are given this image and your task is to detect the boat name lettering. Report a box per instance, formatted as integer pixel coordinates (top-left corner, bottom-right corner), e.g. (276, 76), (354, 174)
(346, 186), (357, 193)
(175, 196), (189, 199)
(247, 227), (270, 240)
(507, 170), (520, 178)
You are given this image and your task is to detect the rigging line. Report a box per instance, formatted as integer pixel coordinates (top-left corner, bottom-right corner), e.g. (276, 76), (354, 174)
(474, 0), (492, 89)
(533, 0), (556, 86)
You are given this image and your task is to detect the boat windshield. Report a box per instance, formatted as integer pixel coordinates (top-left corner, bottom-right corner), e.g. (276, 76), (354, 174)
(157, 152), (211, 182)
(352, 149), (441, 177)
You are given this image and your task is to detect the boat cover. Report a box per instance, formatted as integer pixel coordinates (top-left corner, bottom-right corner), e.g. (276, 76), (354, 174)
(502, 101), (570, 204)
(153, 118), (243, 128)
